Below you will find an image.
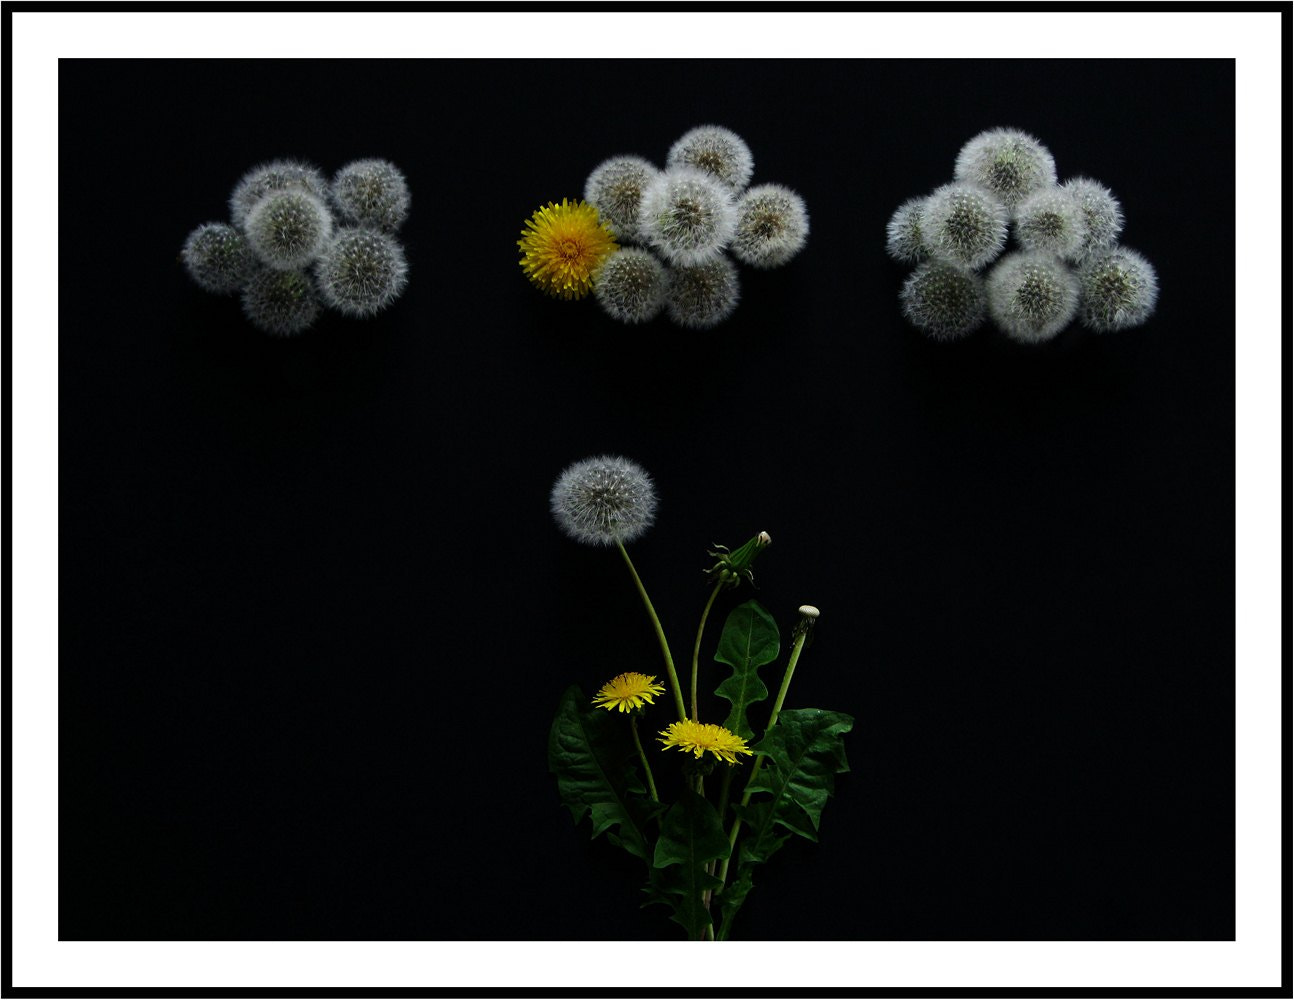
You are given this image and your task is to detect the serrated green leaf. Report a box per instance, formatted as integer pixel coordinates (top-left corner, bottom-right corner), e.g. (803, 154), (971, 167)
(547, 685), (661, 864)
(715, 865), (755, 940)
(645, 788), (730, 939)
(713, 600), (780, 740)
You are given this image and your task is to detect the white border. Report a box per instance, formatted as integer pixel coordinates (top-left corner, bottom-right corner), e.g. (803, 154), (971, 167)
(10, 10), (1284, 990)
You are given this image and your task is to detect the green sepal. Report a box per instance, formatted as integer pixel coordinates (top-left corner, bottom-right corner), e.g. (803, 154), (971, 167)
(713, 600), (780, 740)
(643, 788), (730, 939)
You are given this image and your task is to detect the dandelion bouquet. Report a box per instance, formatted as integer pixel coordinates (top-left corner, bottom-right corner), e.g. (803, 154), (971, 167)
(547, 456), (853, 940)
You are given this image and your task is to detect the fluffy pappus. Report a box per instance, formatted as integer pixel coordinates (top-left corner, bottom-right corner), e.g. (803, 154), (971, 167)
(899, 260), (987, 341)
(954, 128), (1057, 216)
(1014, 187), (1088, 259)
(985, 251), (1080, 343)
(550, 455), (658, 547)
(1062, 177), (1125, 260)
(886, 196), (930, 265)
(584, 156), (660, 245)
(314, 227), (410, 318)
(330, 158), (411, 232)
(729, 184), (809, 269)
(1077, 247), (1159, 332)
(666, 124), (754, 192)
(181, 222), (257, 294)
(666, 256), (741, 330)
(920, 183), (1009, 270)
(593, 248), (669, 324)
(639, 167), (737, 267)
(241, 268), (322, 336)
(229, 160), (328, 230)
(244, 189), (334, 270)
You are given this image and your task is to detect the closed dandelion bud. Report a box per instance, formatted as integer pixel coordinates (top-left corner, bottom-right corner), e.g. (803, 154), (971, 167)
(639, 167), (737, 266)
(315, 227), (409, 318)
(593, 248), (668, 324)
(584, 156), (660, 244)
(985, 252), (1080, 343)
(1015, 187), (1087, 259)
(181, 222), (257, 294)
(229, 159), (328, 230)
(706, 530), (771, 587)
(330, 158), (410, 231)
(550, 455), (658, 547)
(900, 260), (987, 341)
(729, 184), (809, 269)
(1062, 177), (1125, 260)
(920, 183), (1008, 270)
(666, 256), (740, 330)
(885, 196), (930, 265)
(241, 268), (321, 337)
(244, 189), (334, 270)
(666, 124), (754, 192)
(954, 128), (1057, 216)
(1077, 247), (1159, 332)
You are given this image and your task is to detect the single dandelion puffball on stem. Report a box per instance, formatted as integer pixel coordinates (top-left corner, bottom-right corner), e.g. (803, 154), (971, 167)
(584, 156), (659, 244)
(1077, 247), (1159, 332)
(315, 228), (409, 318)
(550, 455), (658, 547)
(666, 256), (741, 329)
(886, 197), (930, 265)
(330, 158), (410, 231)
(639, 167), (737, 266)
(729, 184), (809, 269)
(1062, 177), (1125, 260)
(954, 128), (1057, 216)
(593, 248), (668, 324)
(229, 160), (328, 230)
(1015, 187), (1088, 259)
(181, 223), (257, 294)
(900, 260), (987, 341)
(985, 252), (1080, 343)
(241, 268), (321, 336)
(244, 189), (334, 270)
(666, 125), (754, 192)
(920, 183), (1008, 270)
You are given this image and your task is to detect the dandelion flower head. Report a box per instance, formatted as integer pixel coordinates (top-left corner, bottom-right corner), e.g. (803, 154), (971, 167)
(550, 455), (658, 547)
(518, 199), (619, 301)
(659, 719), (753, 765)
(592, 672), (667, 713)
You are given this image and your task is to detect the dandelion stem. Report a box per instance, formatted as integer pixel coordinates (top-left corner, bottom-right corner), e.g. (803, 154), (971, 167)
(690, 581), (724, 720)
(630, 717), (659, 802)
(617, 541), (687, 721)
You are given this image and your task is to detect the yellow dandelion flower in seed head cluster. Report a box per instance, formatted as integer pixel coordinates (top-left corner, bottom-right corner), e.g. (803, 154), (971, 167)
(518, 198), (618, 301)
(592, 672), (667, 713)
(659, 720), (753, 765)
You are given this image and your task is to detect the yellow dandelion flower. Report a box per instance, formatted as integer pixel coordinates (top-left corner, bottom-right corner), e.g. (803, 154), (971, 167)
(592, 672), (667, 713)
(658, 719), (753, 765)
(518, 198), (619, 300)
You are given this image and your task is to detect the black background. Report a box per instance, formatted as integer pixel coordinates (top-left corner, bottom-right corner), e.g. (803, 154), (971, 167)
(59, 58), (1235, 941)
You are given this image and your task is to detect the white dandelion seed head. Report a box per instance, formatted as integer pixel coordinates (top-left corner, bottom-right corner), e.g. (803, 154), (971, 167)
(593, 247), (669, 324)
(639, 167), (737, 266)
(900, 260), (987, 341)
(1062, 177), (1125, 261)
(1015, 186), (1088, 259)
(985, 252), (1080, 344)
(729, 183), (809, 269)
(181, 222), (257, 295)
(229, 159), (329, 230)
(315, 227), (410, 318)
(920, 183), (1009, 270)
(954, 128), (1057, 215)
(886, 196), (931, 265)
(666, 256), (741, 330)
(1077, 247), (1159, 332)
(331, 158), (410, 232)
(550, 455), (658, 547)
(244, 189), (334, 271)
(241, 268), (322, 337)
(666, 124), (754, 192)
(584, 155), (660, 244)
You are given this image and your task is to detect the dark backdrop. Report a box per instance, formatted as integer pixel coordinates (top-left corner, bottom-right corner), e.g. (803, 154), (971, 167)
(58, 58), (1235, 941)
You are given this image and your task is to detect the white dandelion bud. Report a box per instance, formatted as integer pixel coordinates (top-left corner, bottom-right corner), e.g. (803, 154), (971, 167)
(666, 256), (741, 330)
(920, 183), (1009, 270)
(666, 124), (754, 192)
(181, 222), (257, 294)
(954, 128), (1057, 216)
(1077, 247), (1159, 332)
(729, 184), (809, 269)
(985, 252), (1080, 344)
(330, 158), (410, 232)
(639, 167), (737, 266)
(244, 189), (334, 270)
(1062, 177), (1125, 260)
(1015, 187), (1088, 259)
(229, 159), (328, 230)
(314, 228), (409, 318)
(900, 260), (987, 341)
(584, 155), (660, 244)
(885, 196), (930, 265)
(593, 247), (668, 324)
(550, 455), (658, 547)
(241, 268), (321, 337)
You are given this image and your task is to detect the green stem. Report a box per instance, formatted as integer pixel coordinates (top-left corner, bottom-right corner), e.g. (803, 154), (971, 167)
(616, 541), (686, 721)
(690, 581), (724, 720)
(630, 716), (659, 802)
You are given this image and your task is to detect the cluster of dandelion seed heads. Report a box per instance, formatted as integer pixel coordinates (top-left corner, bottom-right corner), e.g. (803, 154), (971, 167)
(550, 455), (658, 548)
(182, 157), (411, 335)
(584, 156), (659, 244)
(593, 248), (668, 324)
(888, 128), (1157, 343)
